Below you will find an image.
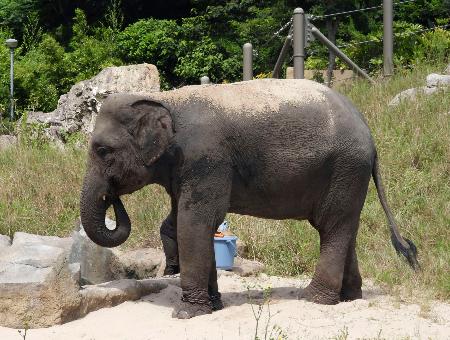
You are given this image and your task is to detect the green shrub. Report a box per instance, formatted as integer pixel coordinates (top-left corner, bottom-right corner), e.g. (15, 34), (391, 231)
(415, 28), (450, 62)
(118, 18), (179, 88)
(14, 34), (65, 111)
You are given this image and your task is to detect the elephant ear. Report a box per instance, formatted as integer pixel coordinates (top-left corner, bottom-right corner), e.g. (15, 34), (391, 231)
(130, 99), (174, 167)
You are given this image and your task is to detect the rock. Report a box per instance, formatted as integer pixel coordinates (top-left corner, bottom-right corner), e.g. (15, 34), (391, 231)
(111, 247), (164, 280)
(26, 63), (160, 144)
(388, 86), (440, 106)
(0, 228), (172, 328)
(232, 257), (265, 277)
(389, 71), (450, 106)
(1, 243), (66, 268)
(12, 232), (72, 251)
(426, 73), (450, 87)
(77, 278), (169, 318)
(0, 135), (17, 151)
(0, 235), (11, 254)
(69, 218), (115, 285)
(0, 242), (81, 328)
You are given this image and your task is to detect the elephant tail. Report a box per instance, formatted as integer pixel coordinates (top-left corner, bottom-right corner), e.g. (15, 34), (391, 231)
(372, 154), (419, 270)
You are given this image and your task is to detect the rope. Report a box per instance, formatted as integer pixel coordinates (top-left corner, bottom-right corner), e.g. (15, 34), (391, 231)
(310, 0), (416, 21)
(262, 18), (293, 47)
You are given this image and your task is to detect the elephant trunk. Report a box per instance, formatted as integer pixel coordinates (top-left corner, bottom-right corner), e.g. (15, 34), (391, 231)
(80, 172), (131, 248)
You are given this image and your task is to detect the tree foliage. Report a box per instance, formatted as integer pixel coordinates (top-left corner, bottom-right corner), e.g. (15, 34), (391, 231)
(0, 0), (449, 116)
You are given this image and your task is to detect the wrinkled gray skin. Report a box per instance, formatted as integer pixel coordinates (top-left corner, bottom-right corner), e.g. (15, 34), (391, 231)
(80, 79), (418, 319)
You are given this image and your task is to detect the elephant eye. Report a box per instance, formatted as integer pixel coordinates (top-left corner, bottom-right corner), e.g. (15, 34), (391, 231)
(96, 146), (112, 158)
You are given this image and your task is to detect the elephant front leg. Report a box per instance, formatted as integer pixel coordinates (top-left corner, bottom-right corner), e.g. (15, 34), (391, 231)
(171, 167), (231, 319)
(171, 214), (220, 319)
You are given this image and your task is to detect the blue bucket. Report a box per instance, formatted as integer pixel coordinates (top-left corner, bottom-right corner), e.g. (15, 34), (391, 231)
(214, 235), (238, 270)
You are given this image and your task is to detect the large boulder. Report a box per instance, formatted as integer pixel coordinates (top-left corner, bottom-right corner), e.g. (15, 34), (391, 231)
(0, 239), (81, 328)
(26, 63), (160, 144)
(0, 227), (169, 328)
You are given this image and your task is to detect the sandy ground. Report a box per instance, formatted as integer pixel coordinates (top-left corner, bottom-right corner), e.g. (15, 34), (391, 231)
(1, 272), (449, 340)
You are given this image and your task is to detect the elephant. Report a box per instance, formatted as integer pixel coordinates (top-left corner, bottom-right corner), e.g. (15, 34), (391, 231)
(80, 79), (418, 319)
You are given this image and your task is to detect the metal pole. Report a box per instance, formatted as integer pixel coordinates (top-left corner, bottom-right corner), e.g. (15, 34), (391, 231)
(9, 48), (14, 121)
(243, 43), (253, 81)
(272, 34), (292, 78)
(383, 0), (394, 76)
(293, 8), (305, 79)
(311, 26), (375, 84)
(200, 76), (210, 85)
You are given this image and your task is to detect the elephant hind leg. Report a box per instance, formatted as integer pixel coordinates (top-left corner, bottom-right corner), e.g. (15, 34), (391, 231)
(160, 214), (180, 275)
(301, 214), (360, 304)
(340, 235), (362, 301)
(302, 164), (370, 304)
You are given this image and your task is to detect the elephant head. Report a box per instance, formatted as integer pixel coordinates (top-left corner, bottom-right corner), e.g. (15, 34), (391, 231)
(80, 94), (173, 247)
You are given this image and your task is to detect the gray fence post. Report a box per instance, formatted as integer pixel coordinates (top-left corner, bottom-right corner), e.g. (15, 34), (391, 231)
(293, 8), (305, 79)
(243, 43), (253, 81)
(200, 76), (210, 85)
(6, 38), (17, 121)
(383, 0), (394, 76)
(272, 34), (292, 78)
(311, 26), (375, 84)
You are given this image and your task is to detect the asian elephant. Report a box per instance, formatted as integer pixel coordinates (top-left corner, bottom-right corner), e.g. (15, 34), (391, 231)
(79, 79), (418, 319)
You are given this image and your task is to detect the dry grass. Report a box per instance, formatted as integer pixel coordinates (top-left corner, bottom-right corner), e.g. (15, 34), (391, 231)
(0, 60), (448, 300)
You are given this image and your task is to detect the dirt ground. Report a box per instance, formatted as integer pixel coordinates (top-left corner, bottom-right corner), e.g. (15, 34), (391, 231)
(1, 272), (449, 340)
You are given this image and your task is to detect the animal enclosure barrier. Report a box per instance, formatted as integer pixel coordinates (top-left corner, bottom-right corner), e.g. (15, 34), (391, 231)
(273, 7), (376, 83)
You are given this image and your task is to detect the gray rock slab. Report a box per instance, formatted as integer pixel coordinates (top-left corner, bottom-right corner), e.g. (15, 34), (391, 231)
(0, 235), (11, 254)
(78, 278), (169, 317)
(388, 86), (440, 106)
(426, 73), (450, 87)
(69, 222), (114, 285)
(1, 244), (65, 268)
(12, 232), (73, 251)
(0, 263), (54, 286)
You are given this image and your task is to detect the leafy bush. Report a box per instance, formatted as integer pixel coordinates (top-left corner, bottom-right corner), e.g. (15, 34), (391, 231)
(118, 18), (179, 88)
(14, 34), (65, 111)
(0, 8), (122, 116)
(415, 28), (450, 62)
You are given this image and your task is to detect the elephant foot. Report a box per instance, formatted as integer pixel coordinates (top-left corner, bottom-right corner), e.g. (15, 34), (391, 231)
(340, 287), (362, 302)
(172, 291), (212, 319)
(300, 283), (340, 305)
(163, 265), (180, 276)
(172, 301), (212, 319)
(209, 292), (224, 311)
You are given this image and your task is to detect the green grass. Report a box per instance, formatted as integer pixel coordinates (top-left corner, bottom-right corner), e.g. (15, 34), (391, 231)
(0, 60), (448, 301)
